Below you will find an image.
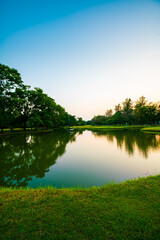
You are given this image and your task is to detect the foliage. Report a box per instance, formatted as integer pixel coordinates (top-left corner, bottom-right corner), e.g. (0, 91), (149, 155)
(77, 117), (86, 126)
(90, 96), (160, 126)
(91, 115), (107, 125)
(0, 63), (85, 131)
(0, 64), (23, 131)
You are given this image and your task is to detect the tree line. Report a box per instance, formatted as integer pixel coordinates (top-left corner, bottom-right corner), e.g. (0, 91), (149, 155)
(0, 63), (85, 132)
(1, 63), (159, 130)
(90, 97), (160, 126)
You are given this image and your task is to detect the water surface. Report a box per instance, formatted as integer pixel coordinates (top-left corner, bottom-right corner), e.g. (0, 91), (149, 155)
(0, 130), (160, 188)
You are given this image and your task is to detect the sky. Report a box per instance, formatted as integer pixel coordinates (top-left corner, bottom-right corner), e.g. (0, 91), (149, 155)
(0, 0), (160, 120)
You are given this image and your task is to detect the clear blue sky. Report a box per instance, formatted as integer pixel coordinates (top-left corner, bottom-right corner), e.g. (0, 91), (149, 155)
(1, 0), (160, 119)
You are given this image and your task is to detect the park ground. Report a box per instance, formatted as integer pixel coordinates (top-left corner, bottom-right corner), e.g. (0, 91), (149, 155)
(73, 125), (160, 132)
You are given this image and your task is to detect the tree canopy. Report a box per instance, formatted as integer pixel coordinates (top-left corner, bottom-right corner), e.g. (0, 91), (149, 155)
(0, 63), (83, 132)
(90, 96), (160, 126)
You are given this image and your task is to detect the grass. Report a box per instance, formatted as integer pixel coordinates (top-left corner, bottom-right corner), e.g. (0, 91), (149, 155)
(73, 125), (147, 130)
(141, 126), (160, 133)
(1, 125), (160, 137)
(0, 128), (56, 137)
(0, 175), (160, 239)
(73, 125), (160, 134)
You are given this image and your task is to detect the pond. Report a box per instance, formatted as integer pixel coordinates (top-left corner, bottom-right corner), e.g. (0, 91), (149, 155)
(0, 130), (160, 188)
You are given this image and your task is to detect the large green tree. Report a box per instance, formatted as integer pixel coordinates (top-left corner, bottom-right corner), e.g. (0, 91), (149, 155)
(0, 64), (24, 132)
(0, 63), (78, 130)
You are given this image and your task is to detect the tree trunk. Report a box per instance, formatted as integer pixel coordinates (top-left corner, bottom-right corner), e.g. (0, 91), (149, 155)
(23, 119), (27, 131)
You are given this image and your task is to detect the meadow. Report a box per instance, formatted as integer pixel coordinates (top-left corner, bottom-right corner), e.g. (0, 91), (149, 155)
(0, 175), (160, 239)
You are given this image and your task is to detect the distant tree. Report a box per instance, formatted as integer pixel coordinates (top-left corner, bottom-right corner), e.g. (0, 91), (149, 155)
(146, 102), (157, 125)
(110, 111), (125, 125)
(91, 115), (107, 125)
(86, 120), (91, 125)
(122, 98), (134, 124)
(90, 97), (160, 126)
(66, 114), (77, 126)
(135, 96), (147, 107)
(115, 104), (122, 113)
(105, 109), (113, 118)
(134, 96), (148, 124)
(77, 117), (86, 126)
(157, 102), (160, 123)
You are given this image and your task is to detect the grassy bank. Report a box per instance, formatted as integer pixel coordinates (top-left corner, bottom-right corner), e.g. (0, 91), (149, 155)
(0, 175), (160, 240)
(0, 128), (67, 137)
(1, 125), (160, 137)
(141, 126), (160, 133)
(73, 125), (146, 131)
(73, 125), (160, 133)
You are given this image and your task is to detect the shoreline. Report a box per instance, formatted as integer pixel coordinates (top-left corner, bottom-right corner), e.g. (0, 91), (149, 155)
(0, 174), (159, 191)
(73, 125), (160, 132)
(1, 125), (160, 137)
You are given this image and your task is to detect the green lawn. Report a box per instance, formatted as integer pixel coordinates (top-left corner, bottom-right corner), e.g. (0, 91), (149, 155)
(141, 126), (160, 133)
(73, 125), (160, 133)
(0, 128), (54, 136)
(73, 125), (145, 130)
(0, 175), (160, 240)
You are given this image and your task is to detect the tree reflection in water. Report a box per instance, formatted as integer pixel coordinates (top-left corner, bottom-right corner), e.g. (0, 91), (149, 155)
(92, 130), (160, 158)
(0, 131), (76, 187)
